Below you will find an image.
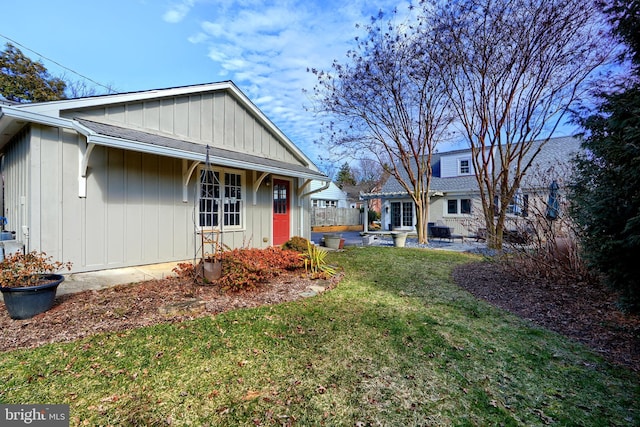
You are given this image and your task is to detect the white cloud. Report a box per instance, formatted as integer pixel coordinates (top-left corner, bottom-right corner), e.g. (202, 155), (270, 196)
(162, 0), (195, 23)
(179, 0), (406, 162)
(187, 32), (209, 44)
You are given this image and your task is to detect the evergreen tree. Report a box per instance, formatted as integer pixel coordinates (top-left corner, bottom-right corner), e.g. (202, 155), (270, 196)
(0, 43), (66, 103)
(570, 0), (640, 312)
(335, 162), (356, 189)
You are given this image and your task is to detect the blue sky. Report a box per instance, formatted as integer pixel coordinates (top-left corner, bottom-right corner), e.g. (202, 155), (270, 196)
(1, 0), (408, 170)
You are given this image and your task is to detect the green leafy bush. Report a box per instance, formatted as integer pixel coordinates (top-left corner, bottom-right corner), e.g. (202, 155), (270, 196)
(570, 86), (640, 312)
(282, 236), (310, 253)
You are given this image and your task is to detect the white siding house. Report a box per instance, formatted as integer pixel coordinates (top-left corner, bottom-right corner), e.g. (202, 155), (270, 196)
(362, 136), (581, 235)
(309, 181), (348, 208)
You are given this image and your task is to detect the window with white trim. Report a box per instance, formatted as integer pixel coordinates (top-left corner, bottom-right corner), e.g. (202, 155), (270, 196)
(391, 201), (413, 228)
(459, 159), (471, 175)
(199, 170), (219, 227)
(312, 199), (337, 208)
(446, 198), (472, 215)
(198, 168), (245, 229)
(224, 172), (242, 226)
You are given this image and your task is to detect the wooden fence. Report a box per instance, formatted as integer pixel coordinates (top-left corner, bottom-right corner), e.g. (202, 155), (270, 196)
(311, 207), (362, 227)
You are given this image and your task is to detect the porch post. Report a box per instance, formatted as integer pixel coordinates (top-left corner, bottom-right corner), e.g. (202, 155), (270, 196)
(363, 200), (369, 233)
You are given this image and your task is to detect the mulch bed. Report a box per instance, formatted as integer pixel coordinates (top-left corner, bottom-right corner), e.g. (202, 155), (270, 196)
(0, 272), (338, 353)
(453, 261), (640, 372)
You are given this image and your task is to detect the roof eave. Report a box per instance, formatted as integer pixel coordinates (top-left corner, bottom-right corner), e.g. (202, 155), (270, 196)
(73, 123), (326, 181)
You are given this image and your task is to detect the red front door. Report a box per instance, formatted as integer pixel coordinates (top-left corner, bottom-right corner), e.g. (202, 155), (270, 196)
(272, 179), (290, 245)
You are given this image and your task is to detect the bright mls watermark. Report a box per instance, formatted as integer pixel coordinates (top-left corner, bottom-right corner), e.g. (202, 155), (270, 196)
(1, 405), (69, 426)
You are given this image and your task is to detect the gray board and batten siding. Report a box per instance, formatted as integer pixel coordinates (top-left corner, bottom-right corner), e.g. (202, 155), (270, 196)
(1, 84), (322, 273)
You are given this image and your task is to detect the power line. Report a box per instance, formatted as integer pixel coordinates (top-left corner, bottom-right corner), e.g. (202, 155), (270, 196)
(0, 33), (117, 94)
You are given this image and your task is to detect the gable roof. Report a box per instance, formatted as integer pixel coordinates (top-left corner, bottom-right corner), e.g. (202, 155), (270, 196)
(0, 81), (327, 181)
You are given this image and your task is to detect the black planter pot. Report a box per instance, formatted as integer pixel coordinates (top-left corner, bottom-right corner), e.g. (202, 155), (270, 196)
(0, 274), (65, 320)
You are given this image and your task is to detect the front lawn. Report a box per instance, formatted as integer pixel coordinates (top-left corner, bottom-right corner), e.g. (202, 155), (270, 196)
(1, 248), (638, 426)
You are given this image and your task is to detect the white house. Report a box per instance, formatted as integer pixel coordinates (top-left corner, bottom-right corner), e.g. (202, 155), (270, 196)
(309, 181), (348, 208)
(361, 136), (581, 235)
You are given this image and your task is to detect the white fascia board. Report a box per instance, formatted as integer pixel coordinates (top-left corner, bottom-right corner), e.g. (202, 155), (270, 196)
(12, 82), (236, 115)
(0, 105), (75, 129)
(74, 125), (324, 180)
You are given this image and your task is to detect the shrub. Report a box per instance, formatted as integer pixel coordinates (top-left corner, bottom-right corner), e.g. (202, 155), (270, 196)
(218, 247), (304, 291)
(282, 236), (310, 253)
(570, 86), (640, 312)
(172, 262), (196, 279)
(0, 251), (72, 288)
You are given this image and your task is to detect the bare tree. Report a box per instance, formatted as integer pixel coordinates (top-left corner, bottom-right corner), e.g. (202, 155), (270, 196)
(61, 76), (115, 98)
(310, 11), (452, 243)
(352, 158), (385, 191)
(428, 0), (614, 248)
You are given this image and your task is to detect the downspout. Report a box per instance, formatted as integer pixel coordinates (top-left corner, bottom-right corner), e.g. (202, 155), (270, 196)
(298, 180), (330, 198)
(297, 180), (330, 239)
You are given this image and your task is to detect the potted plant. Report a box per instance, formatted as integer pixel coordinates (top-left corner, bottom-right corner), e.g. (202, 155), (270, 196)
(0, 251), (72, 320)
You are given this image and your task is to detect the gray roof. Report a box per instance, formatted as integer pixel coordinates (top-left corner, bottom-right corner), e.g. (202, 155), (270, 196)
(76, 118), (328, 180)
(371, 136), (581, 198)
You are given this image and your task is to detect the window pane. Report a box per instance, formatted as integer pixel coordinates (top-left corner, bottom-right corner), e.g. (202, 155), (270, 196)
(460, 159), (470, 174)
(447, 199), (458, 214)
(391, 202), (401, 228)
(402, 202), (413, 226)
(199, 170), (219, 227)
(224, 173), (242, 226)
(461, 199), (471, 214)
(273, 183), (287, 214)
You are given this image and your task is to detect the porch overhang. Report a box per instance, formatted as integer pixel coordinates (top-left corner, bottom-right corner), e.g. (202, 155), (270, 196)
(1, 107), (328, 199)
(359, 190), (443, 200)
(73, 118), (327, 181)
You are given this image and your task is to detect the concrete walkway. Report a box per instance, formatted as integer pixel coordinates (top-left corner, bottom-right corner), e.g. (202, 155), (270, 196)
(311, 230), (487, 253)
(56, 261), (182, 296)
(0, 261), (182, 302)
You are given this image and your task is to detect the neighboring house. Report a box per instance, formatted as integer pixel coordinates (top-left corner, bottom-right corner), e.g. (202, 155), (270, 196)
(0, 81), (328, 273)
(341, 184), (366, 209)
(309, 181), (348, 208)
(361, 136), (581, 235)
(310, 181), (362, 228)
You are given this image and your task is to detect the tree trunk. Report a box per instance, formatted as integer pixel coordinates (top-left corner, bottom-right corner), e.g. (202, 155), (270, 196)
(414, 194), (430, 244)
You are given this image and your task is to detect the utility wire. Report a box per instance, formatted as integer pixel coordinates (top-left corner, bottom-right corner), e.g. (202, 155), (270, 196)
(0, 33), (117, 94)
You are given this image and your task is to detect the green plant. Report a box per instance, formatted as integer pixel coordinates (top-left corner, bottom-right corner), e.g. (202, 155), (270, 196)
(282, 236), (310, 253)
(0, 250), (72, 288)
(570, 85), (640, 312)
(303, 241), (336, 277)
